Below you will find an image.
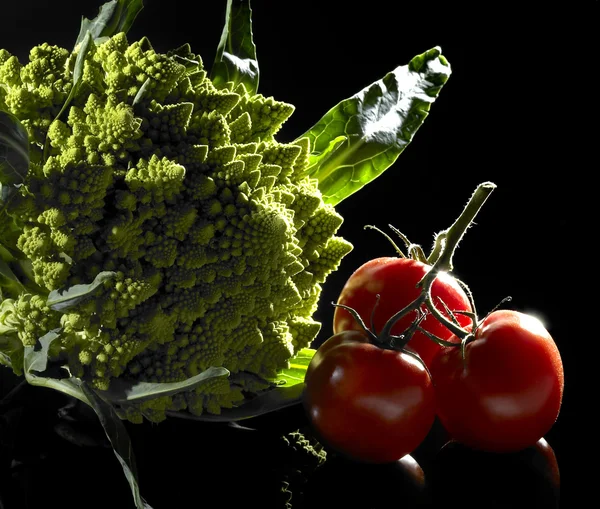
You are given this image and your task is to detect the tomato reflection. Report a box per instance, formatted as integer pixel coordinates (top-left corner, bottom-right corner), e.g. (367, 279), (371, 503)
(430, 438), (560, 508)
(303, 452), (430, 508)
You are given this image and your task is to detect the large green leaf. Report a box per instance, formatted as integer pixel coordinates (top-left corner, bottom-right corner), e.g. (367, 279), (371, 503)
(211, 0), (259, 95)
(47, 271), (116, 311)
(99, 366), (230, 404)
(82, 383), (153, 509)
(76, 0), (144, 47)
(299, 46), (451, 206)
(0, 111), (29, 204)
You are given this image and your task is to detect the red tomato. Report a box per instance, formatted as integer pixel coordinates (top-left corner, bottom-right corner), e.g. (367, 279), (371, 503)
(333, 257), (472, 367)
(430, 310), (564, 453)
(303, 332), (436, 464)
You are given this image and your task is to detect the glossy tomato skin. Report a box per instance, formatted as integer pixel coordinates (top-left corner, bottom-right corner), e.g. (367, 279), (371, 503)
(333, 257), (472, 368)
(430, 310), (564, 453)
(303, 334), (436, 464)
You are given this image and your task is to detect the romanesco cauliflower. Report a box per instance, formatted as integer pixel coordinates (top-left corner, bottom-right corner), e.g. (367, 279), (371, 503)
(0, 33), (352, 421)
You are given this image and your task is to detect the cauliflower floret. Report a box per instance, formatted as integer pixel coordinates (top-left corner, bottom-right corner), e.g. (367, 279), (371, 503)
(0, 31), (352, 421)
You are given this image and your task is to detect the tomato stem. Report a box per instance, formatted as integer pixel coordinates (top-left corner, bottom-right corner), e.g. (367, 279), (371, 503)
(435, 296), (462, 327)
(416, 326), (460, 348)
(388, 224), (428, 263)
(424, 181), (496, 274)
(377, 293), (425, 343)
(377, 182), (496, 348)
(389, 309), (427, 349)
(331, 302), (379, 344)
(364, 225), (406, 258)
(424, 291), (468, 339)
(455, 277), (478, 323)
(472, 296), (512, 334)
(427, 230), (447, 265)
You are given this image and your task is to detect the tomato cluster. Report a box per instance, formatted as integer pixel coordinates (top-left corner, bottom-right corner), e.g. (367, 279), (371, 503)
(303, 191), (564, 464)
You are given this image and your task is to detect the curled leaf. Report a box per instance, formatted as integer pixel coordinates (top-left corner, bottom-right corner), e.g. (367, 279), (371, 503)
(0, 111), (29, 204)
(99, 366), (230, 404)
(170, 349), (316, 421)
(47, 271), (116, 311)
(76, 0), (144, 47)
(211, 0), (259, 95)
(43, 31), (95, 161)
(300, 46), (451, 206)
(170, 383), (306, 422)
(82, 383), (154, 509)
(0, 258), (25, 295)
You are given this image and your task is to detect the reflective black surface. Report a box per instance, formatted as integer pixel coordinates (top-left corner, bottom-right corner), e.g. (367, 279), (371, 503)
(1, 0), (595, 507)
(0, 377), (568, 508)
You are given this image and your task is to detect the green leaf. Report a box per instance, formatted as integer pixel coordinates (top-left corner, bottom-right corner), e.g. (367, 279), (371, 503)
(0, 242), (15, 263)
(0, 209), (22, 259)
(0, 334), (23, 374)
(170, 349), (316, 422)
(170, 383), (306, 422)
(43, 31), (95, 161)
(211, 0), (259, 95)
(24, 328), (61, 374)
(0, 299), (18, 335)
(20, 329), (151, 507)
(0, 258), (25, 294)
(47, 271), (116, 311)
(99, 366), (230, 404)
(299, 46), (451, 206)
(22, 329), (90, 403)
(132, 77), (151, 106)
(76, 0), (144, 47)
(270, 348), (315, 387)
(81, 383), (153, 509)
(0, 111), (29, 204)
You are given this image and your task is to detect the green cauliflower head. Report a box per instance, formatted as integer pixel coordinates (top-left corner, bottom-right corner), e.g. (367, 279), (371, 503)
(0, 34), (352, 421)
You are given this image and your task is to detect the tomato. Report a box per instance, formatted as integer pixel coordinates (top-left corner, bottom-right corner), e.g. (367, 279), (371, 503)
(430, 310), (564, 453)
(303, 332), (436, 464)
(333, 257), (473, 367)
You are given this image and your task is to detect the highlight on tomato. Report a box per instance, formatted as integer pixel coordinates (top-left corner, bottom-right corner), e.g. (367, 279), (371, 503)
(429, 310), (564, 453)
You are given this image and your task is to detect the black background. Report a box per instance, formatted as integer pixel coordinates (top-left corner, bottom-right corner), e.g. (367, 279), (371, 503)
(1, 0), (597, 507)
